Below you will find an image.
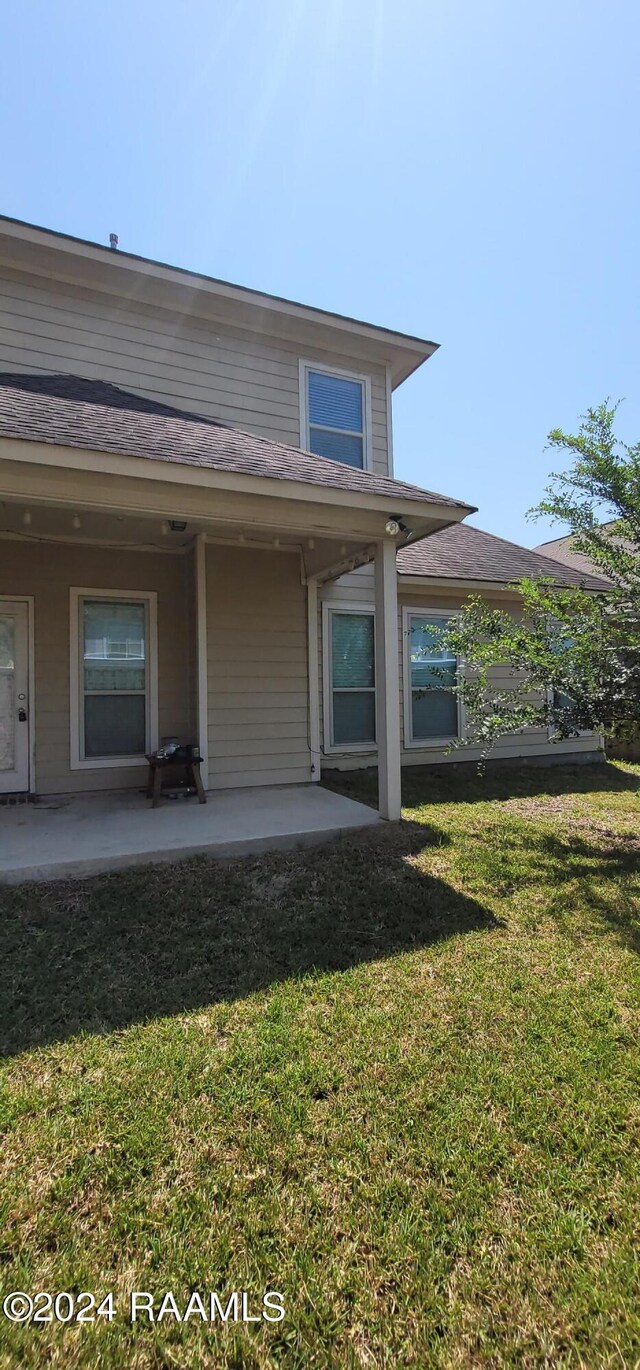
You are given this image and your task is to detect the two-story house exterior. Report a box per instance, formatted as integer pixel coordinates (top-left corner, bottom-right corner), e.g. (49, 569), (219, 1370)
(0, 217), (604, 843)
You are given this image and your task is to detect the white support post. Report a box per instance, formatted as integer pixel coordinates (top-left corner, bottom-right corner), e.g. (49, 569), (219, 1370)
(374, 538), (402, 820)
(195, 533), (209, 790)
(307, 578), (321, 782)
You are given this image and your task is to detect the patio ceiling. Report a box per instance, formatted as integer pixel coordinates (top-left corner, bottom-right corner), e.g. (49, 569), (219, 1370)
(0, 438), (469, 582)
(0, 493), (396, 584)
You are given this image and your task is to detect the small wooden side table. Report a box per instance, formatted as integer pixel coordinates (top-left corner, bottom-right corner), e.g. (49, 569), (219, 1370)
(145, 752), (207, 808)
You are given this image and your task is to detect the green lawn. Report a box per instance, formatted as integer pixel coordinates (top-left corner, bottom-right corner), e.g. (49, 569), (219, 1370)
(1, 762), (639, 1368)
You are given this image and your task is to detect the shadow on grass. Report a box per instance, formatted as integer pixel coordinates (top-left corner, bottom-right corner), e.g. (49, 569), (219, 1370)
(323, 761), (640, 811)
(525, 830), (640, 954)
(324, 766), (640, 955)
(0, 822), (499, 1058)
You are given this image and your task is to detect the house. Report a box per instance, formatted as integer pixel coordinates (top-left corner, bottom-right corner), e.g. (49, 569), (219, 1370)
(533, 531), (605, 580)
(0, 216), (605, 868)
(534, 526), (625, 582)
(325, 520), (606, 776)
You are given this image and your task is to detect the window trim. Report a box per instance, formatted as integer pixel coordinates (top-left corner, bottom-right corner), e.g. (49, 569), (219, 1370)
(69, 587), (158, 770)
(402, 606), (465, 749)
(322, 602), (377, 754)
(299, 360), (373, 473)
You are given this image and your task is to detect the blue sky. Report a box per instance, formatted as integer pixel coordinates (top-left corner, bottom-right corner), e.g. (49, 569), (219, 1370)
(2, 0), (638, 546)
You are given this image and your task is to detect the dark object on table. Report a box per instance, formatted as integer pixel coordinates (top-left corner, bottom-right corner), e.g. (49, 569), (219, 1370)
(146, 747), (206, 807)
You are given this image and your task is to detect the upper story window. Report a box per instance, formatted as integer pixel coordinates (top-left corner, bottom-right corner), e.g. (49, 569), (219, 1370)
(300, 363), (370, 470)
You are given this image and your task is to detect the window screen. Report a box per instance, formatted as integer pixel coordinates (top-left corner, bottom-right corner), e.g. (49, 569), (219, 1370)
(81, 599), (148, 758)
(307, 370), (365, 469)
(330, 612), (375, 745)
(408, 615), (458, 741)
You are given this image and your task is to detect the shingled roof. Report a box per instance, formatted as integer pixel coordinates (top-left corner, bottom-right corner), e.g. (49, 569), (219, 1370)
(397, 521), (610, 590)
(0, 372), (469, 510)
(533, 530), (617, 581)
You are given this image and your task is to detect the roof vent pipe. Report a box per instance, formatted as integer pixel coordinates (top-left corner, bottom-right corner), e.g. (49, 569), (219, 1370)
(109, 232), (119, 250)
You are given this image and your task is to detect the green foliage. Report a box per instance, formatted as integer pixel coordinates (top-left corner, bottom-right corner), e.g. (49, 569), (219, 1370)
(539, 401), (640, 594)
(444, 403), (640, 750)
(1, 764), (639, 1367)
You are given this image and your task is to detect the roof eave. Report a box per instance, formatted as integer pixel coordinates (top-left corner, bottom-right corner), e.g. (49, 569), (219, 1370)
(398, 573), (524, 592)
(0, 432), (475, 527)
(397, 571), (608, 592)
(0, 215), (438, 387)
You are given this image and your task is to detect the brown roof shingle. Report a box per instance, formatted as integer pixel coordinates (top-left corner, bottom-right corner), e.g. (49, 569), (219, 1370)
(533, 531), (616, 581)
(0, 372), (469, 510)
(398, 521), (610, 590)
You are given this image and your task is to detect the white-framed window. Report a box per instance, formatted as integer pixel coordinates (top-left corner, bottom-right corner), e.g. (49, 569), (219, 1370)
(323, 605), (376, 751)
(299, 361), (372, 470)
(70, 588), (158, 769)
(403, 607), (464, 748)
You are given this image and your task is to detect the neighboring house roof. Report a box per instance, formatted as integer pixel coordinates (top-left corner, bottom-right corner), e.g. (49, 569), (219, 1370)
(0, 373), (470, 511)
(397, 521), (610, 590)
(533, 528), (616, 580)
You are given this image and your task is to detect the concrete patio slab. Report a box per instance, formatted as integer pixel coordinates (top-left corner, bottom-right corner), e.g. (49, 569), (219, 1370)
(0, 784), (381, 884)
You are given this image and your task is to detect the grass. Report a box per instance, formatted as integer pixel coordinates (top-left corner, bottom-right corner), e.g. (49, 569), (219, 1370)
(0, 761), (639, 1368)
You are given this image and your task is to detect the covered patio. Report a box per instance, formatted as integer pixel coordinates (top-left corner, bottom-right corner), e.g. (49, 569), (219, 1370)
(0, 782), (380, 883)
(0, 372), (473, 847)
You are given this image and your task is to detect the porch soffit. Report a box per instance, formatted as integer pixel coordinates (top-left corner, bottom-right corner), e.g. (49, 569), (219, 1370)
(0, 439), (468, 564)
(0, 491), (374, 583)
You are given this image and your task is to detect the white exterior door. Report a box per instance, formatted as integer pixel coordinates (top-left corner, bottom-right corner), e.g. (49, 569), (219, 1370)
(0, 602), (30, 793)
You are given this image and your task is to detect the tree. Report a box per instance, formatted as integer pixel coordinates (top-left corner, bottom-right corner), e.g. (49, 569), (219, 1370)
(442, 402), (640, 752)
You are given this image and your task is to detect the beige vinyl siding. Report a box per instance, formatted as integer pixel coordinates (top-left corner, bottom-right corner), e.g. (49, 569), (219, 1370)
(397, 587), (599, 765)
(0, 267), (390, 475)
(205, 544), (310, 789)
(319, 572), (601, 770)
(0, 539), (195, 794)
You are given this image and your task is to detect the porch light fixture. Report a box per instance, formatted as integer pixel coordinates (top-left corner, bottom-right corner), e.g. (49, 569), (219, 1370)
(22, 509), (32, 526)
(160, 521), (170, 536)
(72, 514), (81, 530)
(385, 516), (410, 537)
